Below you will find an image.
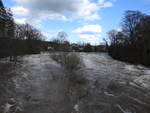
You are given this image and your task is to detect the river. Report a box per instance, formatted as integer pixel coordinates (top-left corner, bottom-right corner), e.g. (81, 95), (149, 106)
(0, 53), (150, 113)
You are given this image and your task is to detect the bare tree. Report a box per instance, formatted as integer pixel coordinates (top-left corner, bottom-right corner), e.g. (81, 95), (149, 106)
(108, 10), (150, 66)
(57, 31), (68, 43)
(121, 10), (144, 42)
(51, 31), (70, 52)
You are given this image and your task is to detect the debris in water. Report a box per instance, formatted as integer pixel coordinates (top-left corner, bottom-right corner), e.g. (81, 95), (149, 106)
(3, 103), (13, 113)
(74, 104), (79, 112)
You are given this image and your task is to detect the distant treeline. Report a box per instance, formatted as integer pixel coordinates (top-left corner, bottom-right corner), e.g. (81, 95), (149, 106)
(48, 41), (107, 52)
(0, 0), (44, 60)
(108, 10), (150, 66)
(0, 22), (44, 59)
(42, 31), (107, 52)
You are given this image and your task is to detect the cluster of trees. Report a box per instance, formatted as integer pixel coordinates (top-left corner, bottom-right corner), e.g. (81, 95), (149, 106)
(47, 31), (107, 52)
(0, 0), (43, 61)
(82, 43), (106, 52)
(50, 38), (106, 52)
(50, 31), (71, 52)
(108, 10), (150, 66)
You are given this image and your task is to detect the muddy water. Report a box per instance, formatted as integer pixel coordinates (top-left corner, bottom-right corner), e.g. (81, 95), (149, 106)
(80, 53), (150, 113)
(80, 53), (150, 89)
(0, 53), (150, 113)
(12, 54), (72, 113)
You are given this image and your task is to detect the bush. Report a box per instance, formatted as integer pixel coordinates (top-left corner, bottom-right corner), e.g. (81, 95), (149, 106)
(50, 52), (87, 85)
(50, 52), (69, 67)
(63, 53), (82, 71)
(50, 52), (82, 71)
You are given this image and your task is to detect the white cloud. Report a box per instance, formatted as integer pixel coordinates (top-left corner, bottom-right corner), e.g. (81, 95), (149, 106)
(79, 34), (99, 44)
(76, 1), (100, 20)
(73, 24), (102, 44)
(42, 32), (54, 41)
(73, 24), (102, 34)
(42, 29), (64, 41)
(12, 0), (100, 23)
(98, 0), (105, 4)
(11, 0), (116, 25)
(15, 18), (27, 24)
(102, 2), (113, 8)
(98, 0), (114, 8)
(11, 6), (29, 17)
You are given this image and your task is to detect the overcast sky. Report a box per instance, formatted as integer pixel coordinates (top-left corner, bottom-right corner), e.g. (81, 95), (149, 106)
(3, 0), (150, 44)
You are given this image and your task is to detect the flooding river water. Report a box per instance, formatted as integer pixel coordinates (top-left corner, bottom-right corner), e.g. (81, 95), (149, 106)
(0, 53), (150, 113)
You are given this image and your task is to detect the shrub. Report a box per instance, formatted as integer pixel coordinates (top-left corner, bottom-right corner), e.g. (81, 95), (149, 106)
(63, 53), (82, 71)
(50, 52), (82, 71)
(50, 52), (68, 64)
(50, 52), (87, 85)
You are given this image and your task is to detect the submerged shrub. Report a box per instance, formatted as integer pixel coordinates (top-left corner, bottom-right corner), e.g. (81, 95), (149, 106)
(63, 53), (82, 71)
(51, 52), (82, 71)
(50, 52), (86, 85)
(50, 52), (68, 65)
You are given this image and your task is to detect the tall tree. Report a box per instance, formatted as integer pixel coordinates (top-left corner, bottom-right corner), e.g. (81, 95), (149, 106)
(0, 0), (7, 38)
(121, 10), (145, 44)
(5, 8), (14, 38)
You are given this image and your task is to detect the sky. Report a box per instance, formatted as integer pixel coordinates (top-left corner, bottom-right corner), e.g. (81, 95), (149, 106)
(2, 0), (150, 45)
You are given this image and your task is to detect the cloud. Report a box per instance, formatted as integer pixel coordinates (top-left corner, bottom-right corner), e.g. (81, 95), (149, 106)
(12, 0), (100, 23)
(42, 29), (64, 41)
(73, 24), (102, 34)
(98, 0), (114, 8)
(73, 24), (102, 44)
(11, 0), (116, 25)
(79, 34), (99, 44)
(98, 0), (105, 4)
(42, 32), (55, 41)
(11, 6), (68, 26)
(11, 6), (29, 17)
(102, 2), (113, 8)
(15, 18), (27, 24)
